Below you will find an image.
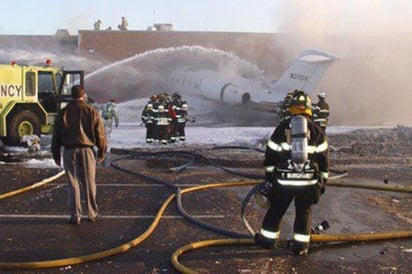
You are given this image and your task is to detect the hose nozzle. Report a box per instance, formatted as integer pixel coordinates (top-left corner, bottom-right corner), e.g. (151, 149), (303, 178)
(311, 220), (330, 234)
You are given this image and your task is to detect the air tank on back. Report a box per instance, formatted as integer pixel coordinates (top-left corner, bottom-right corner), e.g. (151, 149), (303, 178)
(290, 115), (308, 171)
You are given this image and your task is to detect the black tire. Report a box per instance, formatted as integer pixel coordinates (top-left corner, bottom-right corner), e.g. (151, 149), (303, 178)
(3, 111), (41, 146)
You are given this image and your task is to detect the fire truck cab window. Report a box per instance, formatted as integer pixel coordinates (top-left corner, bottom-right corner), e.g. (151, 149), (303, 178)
(38, 72), (55, 94)
(55, 73), (62, 94)
(38, 71), (57, 112)
(25, 72), (36, 96)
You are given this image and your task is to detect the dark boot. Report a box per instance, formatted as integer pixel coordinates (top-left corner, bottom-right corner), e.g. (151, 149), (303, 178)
(292, 241), (309, 256)
(254, 233), (276, 249)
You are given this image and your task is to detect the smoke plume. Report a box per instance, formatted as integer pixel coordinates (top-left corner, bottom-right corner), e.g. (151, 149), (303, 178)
(270, 0), (412, 125)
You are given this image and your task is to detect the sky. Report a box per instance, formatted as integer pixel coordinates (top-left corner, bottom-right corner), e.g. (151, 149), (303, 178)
(1, 0), (412, 35)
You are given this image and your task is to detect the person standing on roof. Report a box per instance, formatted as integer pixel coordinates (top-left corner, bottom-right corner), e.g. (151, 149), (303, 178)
(254, 90), (329, 256)
(94, 19), (102, 30)
(118, 16), (128, 30)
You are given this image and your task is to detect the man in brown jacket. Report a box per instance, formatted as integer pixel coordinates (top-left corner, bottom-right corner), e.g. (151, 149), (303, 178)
(52, 85), (107, 225)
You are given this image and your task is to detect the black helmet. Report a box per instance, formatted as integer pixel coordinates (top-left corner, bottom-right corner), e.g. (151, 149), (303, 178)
(172, 92), (181, 100)
(289, 90), (312, 116)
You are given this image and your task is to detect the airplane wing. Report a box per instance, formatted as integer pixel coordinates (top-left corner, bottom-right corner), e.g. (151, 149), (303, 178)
(167, 49), (337, 113)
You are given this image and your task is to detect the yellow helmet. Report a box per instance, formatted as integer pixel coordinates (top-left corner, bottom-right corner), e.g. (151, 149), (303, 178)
(289, 90), (312, 116)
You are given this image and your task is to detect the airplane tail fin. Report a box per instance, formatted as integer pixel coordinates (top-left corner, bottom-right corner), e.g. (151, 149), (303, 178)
(270, 49), (337, 97)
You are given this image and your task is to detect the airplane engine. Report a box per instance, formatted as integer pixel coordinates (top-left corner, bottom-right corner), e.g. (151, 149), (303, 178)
(168, 68), (251, 104)
(201, 82), (251, 104)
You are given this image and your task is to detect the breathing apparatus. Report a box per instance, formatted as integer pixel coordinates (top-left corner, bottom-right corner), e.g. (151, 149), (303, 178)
(290, 115), (309, 172)
(255, 91), (313, 209)
(255, 116), (310, 209)
(288, 91), (312, 172)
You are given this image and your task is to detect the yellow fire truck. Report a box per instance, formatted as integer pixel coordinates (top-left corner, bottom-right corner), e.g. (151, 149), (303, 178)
(0, 60), (84, 146)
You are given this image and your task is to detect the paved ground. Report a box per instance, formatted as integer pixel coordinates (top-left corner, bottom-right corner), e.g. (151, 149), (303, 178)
(0, 130), (411, 273)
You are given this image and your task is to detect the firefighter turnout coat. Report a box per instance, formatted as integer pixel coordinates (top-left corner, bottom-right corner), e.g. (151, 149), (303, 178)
(313, 98), (330, 132)
(260, 116), (329, 248)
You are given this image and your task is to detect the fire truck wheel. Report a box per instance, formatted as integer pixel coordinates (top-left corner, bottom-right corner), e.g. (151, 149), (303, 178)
(3, 111), (41, 146)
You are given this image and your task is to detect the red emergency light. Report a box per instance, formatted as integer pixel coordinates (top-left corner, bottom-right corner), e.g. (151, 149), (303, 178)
(45, 59), (52, 66)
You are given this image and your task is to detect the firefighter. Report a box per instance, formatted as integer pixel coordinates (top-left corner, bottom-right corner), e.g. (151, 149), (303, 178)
(170, 92), (188, 142)
(156, 92), (174, 142)
(312, 91), (330, 134)
(254, 90), (329, 256)
(86, 95), (101, 113)
(155, 104), (172, 144)
(141, 95), (157, 143)
(157, 91), (171, 108)
(102, 99), (120, 143)
(278, 92), (293, 122)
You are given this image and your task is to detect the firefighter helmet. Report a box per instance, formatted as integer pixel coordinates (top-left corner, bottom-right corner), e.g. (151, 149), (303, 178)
(318, 91), (327, 99)
(289, 90), (312, 116)
(285, 92), (293, 100)
(150, 94), (157, 101)
(157, 92), (165, 100)
(172, 92), (181, 100)
(159, 91), (168, 98)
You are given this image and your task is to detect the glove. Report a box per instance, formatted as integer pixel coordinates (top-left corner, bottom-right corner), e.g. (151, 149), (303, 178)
(311, 177), (326, 204)
(255, 179), (274, 209)
(259, 180), (273, 198)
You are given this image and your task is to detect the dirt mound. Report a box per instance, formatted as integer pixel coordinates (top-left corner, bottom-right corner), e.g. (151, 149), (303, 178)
(329, 126), (412, 158)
